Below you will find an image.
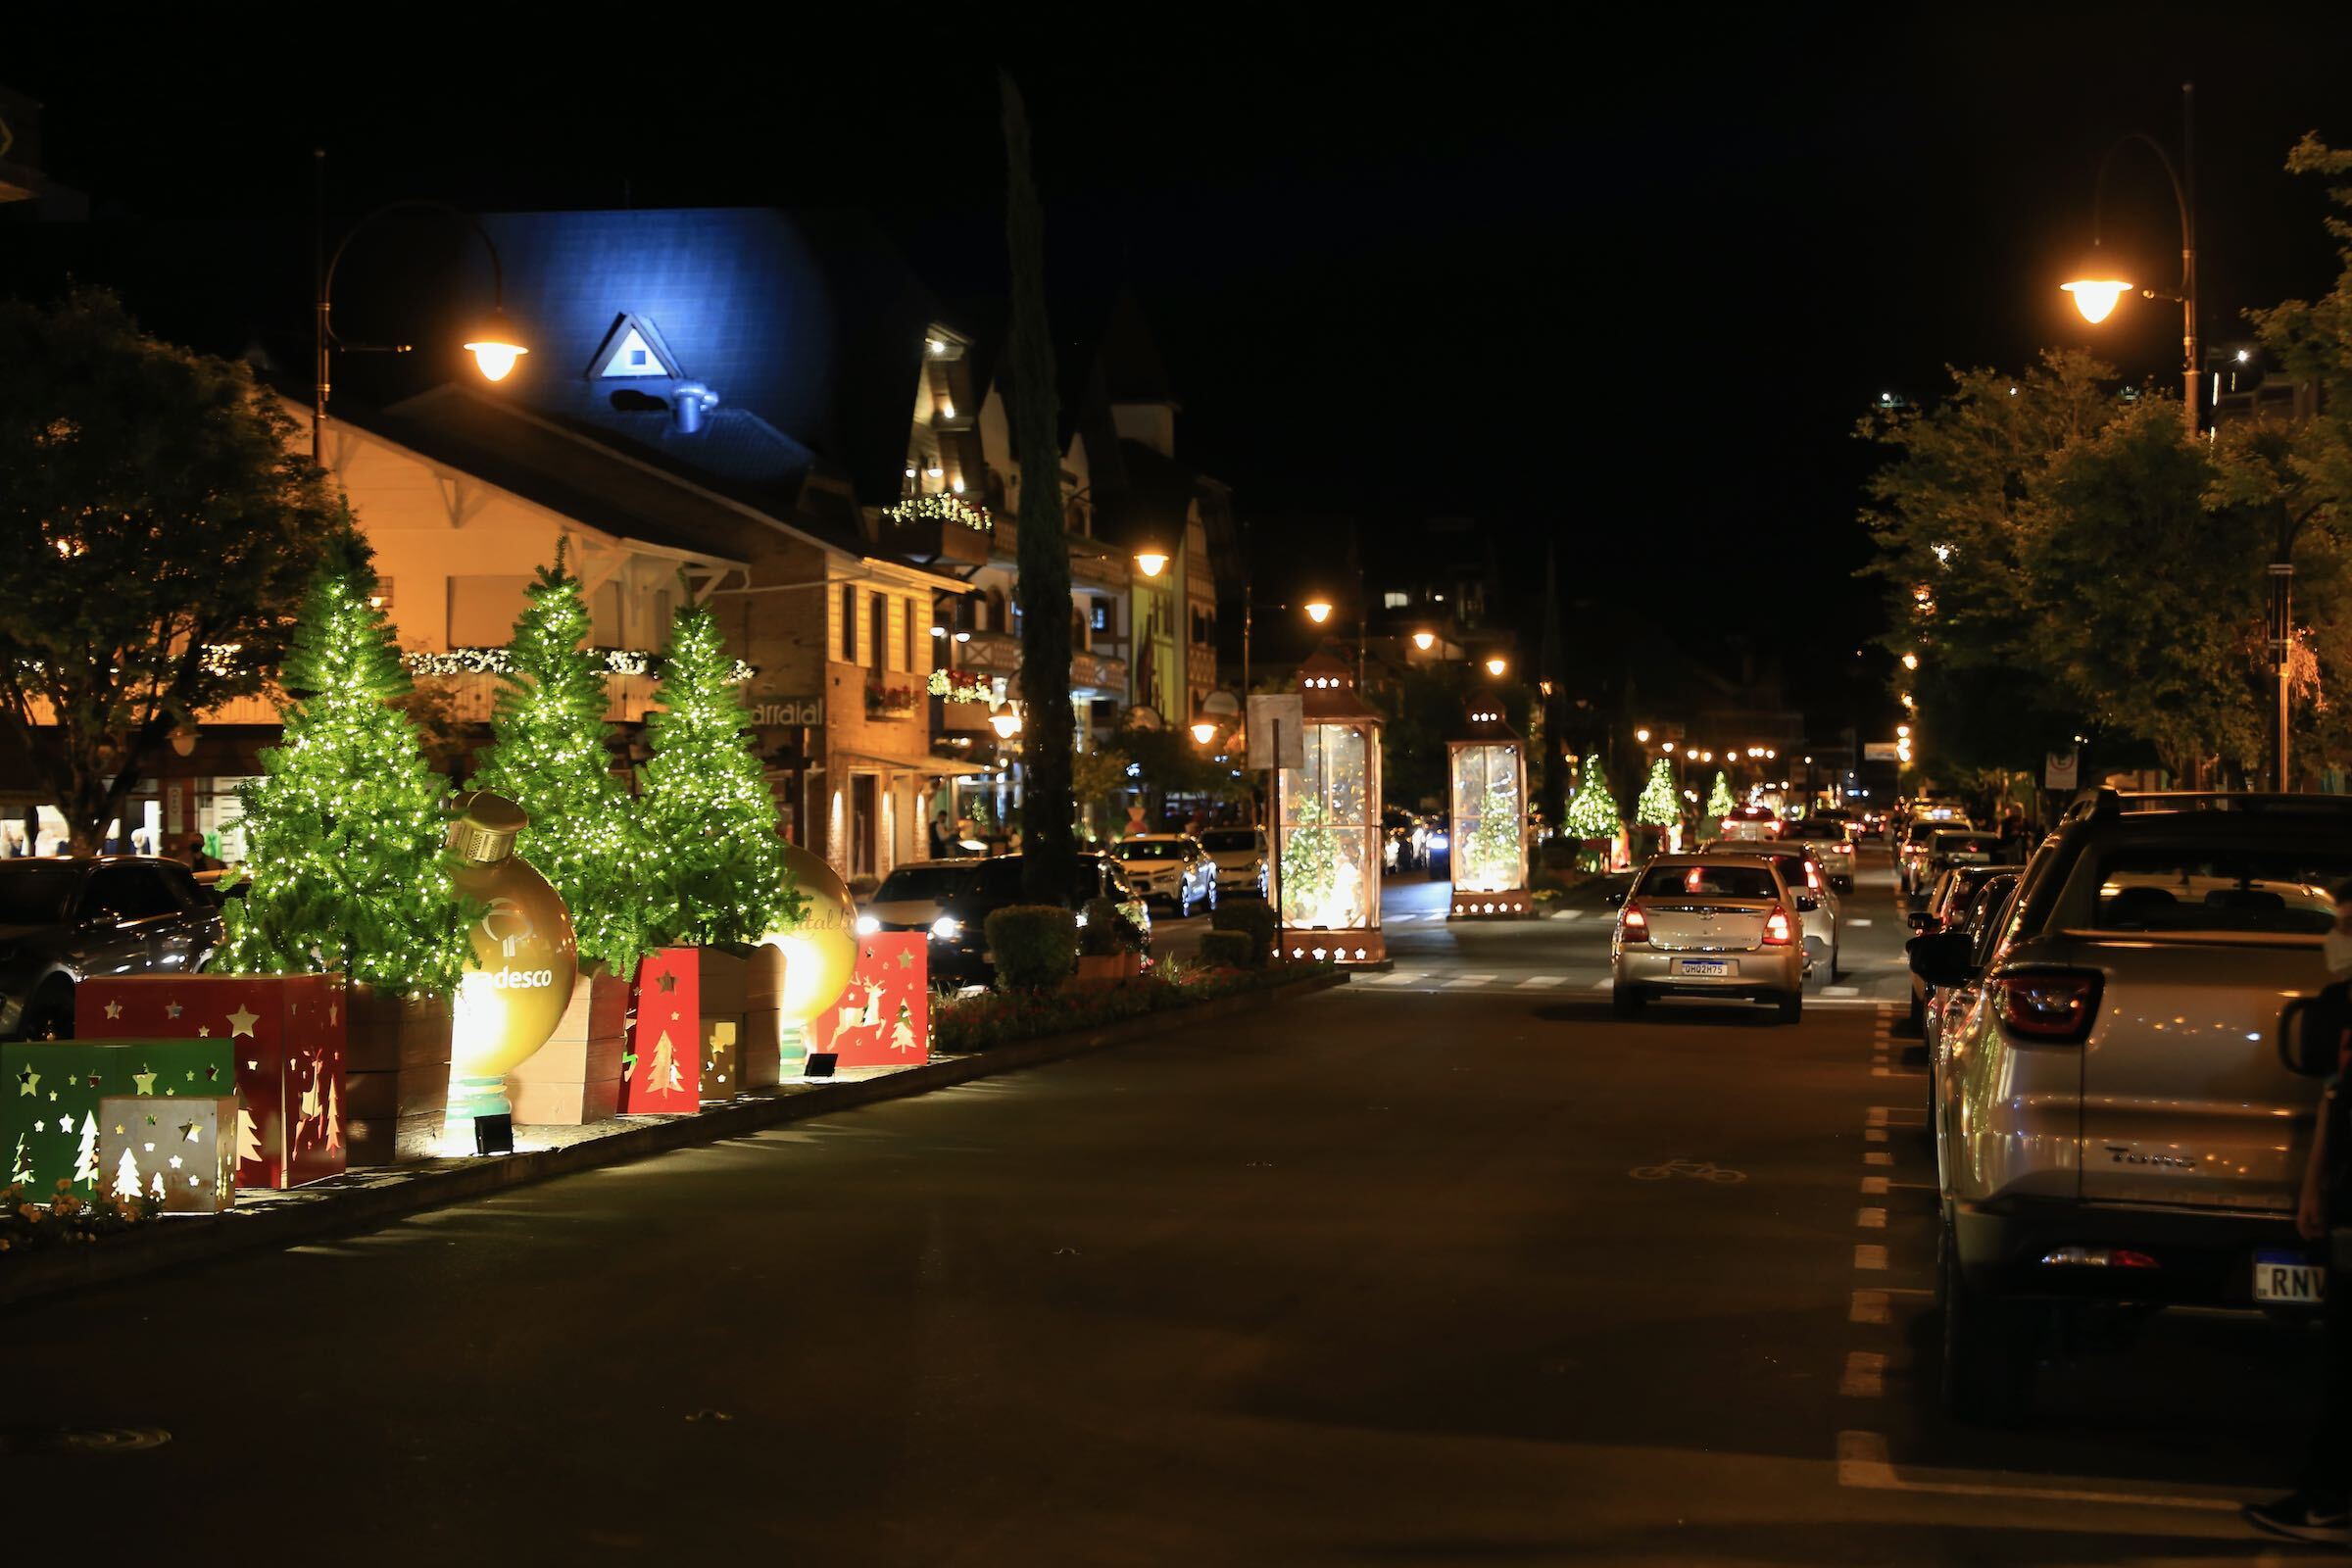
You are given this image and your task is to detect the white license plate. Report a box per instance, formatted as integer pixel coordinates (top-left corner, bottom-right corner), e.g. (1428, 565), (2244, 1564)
(1673, 958), (1734, 977)
(2254, 1250), (2327, 1304)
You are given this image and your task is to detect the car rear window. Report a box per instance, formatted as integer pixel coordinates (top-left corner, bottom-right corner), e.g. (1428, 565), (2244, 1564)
(1638, 863), (1781, 900)
(1200, 830), (1258, 852)
(2058, 846), (2350, 935)
(0, 864), (79, 925)
(1782, 822), (1838, 840)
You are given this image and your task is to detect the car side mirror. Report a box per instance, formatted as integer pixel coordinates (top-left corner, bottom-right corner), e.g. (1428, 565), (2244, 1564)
(1604, 891), (1626, 907)
(2277, 996), (2340, 1078)
(1907, 910), (1936, 934)
(1907, 928), (1975, 988)
(1795, 893), (1820, 911)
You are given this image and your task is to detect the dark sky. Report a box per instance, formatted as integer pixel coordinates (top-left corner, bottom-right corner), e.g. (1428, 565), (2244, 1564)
(17, 7), (2352, 736)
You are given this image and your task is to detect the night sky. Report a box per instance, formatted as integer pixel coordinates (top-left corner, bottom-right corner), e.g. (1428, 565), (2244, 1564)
(17, 9), (2352, 737)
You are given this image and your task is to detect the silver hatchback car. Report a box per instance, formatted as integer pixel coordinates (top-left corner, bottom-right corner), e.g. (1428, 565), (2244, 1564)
(1611, 856), (1807, 1021)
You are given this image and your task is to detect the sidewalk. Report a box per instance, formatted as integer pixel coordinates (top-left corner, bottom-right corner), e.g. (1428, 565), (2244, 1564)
(0, 967), (1348, 1311)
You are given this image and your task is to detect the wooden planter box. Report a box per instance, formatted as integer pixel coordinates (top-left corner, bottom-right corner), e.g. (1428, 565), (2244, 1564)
(696, 946), (752, 1101)
(344, 985), (451, 1166)
(742, 943), (790, 1088)
(506, 967), (629, 1126)
(1071, 952), (1144, 988)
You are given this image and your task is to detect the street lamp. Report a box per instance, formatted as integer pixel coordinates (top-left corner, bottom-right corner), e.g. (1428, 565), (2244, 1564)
(1412, 631), (1436, 652)
(990, 707), (1022, 740)
(2060, 83), (2198, 436)
(1484, 656), (1507, 677)
(1135, 549), (1169, 578)
(1190, 719), (1217, 746)
(1635, 727), (1651, 744)
(313, 161), (526, 465)
(1303, 599), (1334, 625)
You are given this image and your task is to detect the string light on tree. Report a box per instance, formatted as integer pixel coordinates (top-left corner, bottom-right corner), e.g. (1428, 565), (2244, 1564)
(1706, 771), (1737, 823)
(1562, 753), (1621, 842)
(1635, 758), (1680, 829)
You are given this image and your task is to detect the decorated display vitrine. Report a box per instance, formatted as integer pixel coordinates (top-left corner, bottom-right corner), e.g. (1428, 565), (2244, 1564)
(1447, 705), (1532, 918)
(1277, 652), (1386, 965)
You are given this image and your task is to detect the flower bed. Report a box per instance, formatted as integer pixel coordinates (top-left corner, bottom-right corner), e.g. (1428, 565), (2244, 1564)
(3, 1181), (159, 1251)
(934, 959), (1329, 1054)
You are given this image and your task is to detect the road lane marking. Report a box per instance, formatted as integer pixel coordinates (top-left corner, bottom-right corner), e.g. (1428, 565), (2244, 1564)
(1592, 978), (1615, 989)
(1825, 985), (1859, 996)
(1864, 1127), (1886, 1143)
(1860, 1176), (1888, 1195)
(1855, 1244), (1887, 1270)
(1849, 918), (1874, 927)
(1857, 1206), (1886, 1229)
(1850, 1290), (1888, 1324)
(1864, 1151), (1891, 1166)
(1364, 971), (1427, 986)
(1834, 1431), (2247, 1511)
(1839, 1351), (1885, 1396)
(1517, 975), (1565, 988)
(1553, 909), (1584, 922)
(1446, 974), (1499, 988)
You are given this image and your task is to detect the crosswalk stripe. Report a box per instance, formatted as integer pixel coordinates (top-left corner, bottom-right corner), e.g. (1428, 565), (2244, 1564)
(1517, 975), (1566, 988)
(1592, 978), (1616, 990)
(1364, 971), (1427, 986)
(1446, 974), (1500, 988)
(1825, 985), (1859, 997)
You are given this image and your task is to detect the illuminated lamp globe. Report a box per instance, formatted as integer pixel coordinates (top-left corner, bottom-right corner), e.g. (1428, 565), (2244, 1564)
(1190, 720), (1217, 745)
(1303, 599), (1334, 625)
(464, 309), (530, 381)
(761, 842), (860, 1037)
(990, 708), (1021, 739)
(1485, 657), (1507, 676)
(1412, 631), (1436, 651)
(1135, 550), (1170, 578)
(2061, 273), (2132, 325)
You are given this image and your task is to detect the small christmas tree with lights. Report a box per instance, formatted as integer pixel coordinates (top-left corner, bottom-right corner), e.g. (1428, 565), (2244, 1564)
(1635, 758), (1681, 829)
(1563, 753), (1621, 843)
(220, 540), (473, 994)
(638, 598), (803, 947)
(1705, 771), (1737, 826)
(469, 545), (651, 977)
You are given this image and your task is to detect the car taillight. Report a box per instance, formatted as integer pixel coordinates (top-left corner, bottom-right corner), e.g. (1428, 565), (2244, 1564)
(1989, 969), (2102, 1043)
(1621, 902), (1648, 944)
(1839, 841), (1854, 855)
(1762, 905), (1793, 945)
(1804, 862), (1822, 891)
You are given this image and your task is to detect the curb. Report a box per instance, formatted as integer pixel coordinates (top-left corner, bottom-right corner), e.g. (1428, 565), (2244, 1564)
(0, 970), (1349, 1313)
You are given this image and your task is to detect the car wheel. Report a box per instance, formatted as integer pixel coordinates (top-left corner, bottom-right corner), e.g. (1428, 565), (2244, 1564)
(1936, 1220), (2033, 1425)
(1611, 984), (1646, 1017)
(1776, 989), (1802, 1023)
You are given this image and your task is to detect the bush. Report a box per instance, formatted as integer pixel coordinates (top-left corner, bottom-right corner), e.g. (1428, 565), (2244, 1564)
(986, 905), (1078, 992)
(1208, 900), (1277, 966)
(1199, 931), (1255, 969)
(1078, 897), (1125, 956)
(1538, 839), (1582, 870)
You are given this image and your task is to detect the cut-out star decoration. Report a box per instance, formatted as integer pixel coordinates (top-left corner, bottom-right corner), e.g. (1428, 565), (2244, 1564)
(30, 1120), (42, 1133)
(111, 1123), (123, 1136)
(657, 971), (678, 993)
(165, 1002), (182, 1019)
(245, 1060), (258, 1072)
(167, 1155), (182, 1170)
(14, 1066), (36, 1097)
(132, 1069), (157, 1095)
(196, 1028), (210, 1038)
(185, 1070), (195, 1080)
(897, 949), (916, 969)
(102, 999), (122, 1020)
(226, 1005), (259, 1038)
(142, 1142), (155, 1153)
(46, 1090), (57, 1102)
(177, 1119), (201, 1144)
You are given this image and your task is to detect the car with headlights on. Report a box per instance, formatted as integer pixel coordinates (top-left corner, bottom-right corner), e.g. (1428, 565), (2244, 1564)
(1609, 855), (1806, 1021)
(0, 858), (221, 1040)
(859, 854), (1149, 986)
(1698, 842), (1839, 981)
(1106, 834), (1218, 917)
(1909, 789), (2352, 1423)
(1198, 826), (1268, 898)
(1777, 818), (1856, 891)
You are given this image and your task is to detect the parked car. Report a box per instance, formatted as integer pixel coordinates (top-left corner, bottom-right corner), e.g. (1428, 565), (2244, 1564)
(1910, 789), (2351, 1422)
(1609, 855), (1807, 1021)
(1921, 871), (2022, 1121)
(1700, 842), (1839, 981)
(1198, 826), (1268, 898)
(1106, 834), (1219, 916)
(1779, 818), (1856, 891)
(1902, 825), (1993, 896)
(858, 853), (1150, 987)
(1905, 861), (2025, 1030)
(0, 858), (222, 1040)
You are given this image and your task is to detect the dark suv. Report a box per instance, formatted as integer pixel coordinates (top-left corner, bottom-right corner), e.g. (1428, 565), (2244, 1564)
(860, 853), (1149, 986)
(0, 858), (222, 1039)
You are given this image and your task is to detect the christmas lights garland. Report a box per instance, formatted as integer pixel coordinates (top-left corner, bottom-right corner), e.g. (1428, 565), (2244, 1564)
(884, 493), (991, 532)
(404, 647), (755, 682)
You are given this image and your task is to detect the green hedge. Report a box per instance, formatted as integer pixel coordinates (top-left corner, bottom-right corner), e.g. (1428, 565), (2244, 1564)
(985, 905), (1079, 992)
(1199, 930), (1256, 969)
(1208, 900), (1277, 966)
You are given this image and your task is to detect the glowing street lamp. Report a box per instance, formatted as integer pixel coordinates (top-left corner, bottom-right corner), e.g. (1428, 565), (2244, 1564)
(1635, 727), (1652, 744)
(1303, 599), (1334, 625)
(1412, 631), (1436, 652)
(1484, 656), (1508, 676)
(989, 707), (1022, 739)
(1134, 549), (1169, 578)
(2060, 272), (2132, 325)
(1190, 719), (1217, 746)
(462, 309), (529, 382)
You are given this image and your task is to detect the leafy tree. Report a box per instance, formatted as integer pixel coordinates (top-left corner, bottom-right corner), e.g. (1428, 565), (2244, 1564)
(1070, 745), (1131, 839)
(637, 600), (802, 947)
(220, 545), (473, 994)
(468, 548), (651, 976)
(1001, 73), (1075, 899)
(0, 288), (339, 852)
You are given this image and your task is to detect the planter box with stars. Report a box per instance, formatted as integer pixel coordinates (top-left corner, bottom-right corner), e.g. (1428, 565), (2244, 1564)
(3, 1039), (236, 1202)
(618, 948), (700, 1114)
(98, 1095), (237, 1214)
(74, 974), (346, 1190)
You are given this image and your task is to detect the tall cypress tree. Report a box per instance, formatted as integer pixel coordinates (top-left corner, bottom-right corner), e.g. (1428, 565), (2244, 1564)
(1001, 71), (1076, 901)
(637, 599), (803, 947)
(220, 541), (471, 993)
(468, 545), (649, 977)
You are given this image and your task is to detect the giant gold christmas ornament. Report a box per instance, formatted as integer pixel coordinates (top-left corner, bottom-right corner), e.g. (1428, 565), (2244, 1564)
(762, 842), (858, 1030)
(447, 792), (578, 1125)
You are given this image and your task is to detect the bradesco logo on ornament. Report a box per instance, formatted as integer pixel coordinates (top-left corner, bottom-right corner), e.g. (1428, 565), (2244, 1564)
(484, 966), (559, 990)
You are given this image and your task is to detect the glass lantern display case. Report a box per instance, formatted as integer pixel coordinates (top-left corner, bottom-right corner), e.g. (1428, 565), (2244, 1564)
(1277, 652), (1386, 965)
(1447, 705), (1531, 917)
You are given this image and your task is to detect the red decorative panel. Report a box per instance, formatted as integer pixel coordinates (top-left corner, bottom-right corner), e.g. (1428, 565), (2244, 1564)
(807, 935), (929, 1069)
(619, 948), (700, 1113)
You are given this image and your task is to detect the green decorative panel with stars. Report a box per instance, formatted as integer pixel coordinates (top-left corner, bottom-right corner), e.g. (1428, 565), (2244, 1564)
(2, 1039), (236, 1203)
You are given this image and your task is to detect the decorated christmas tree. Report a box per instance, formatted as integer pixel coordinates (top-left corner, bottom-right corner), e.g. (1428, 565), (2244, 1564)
(1563, 754), (1621, 842)
(1707, 771), (1737, 822)
(1635, 758), (1681, 829)
(469, 546), (651, 977)
(637, 599), (803, 947)
(220, 542), (473, 994)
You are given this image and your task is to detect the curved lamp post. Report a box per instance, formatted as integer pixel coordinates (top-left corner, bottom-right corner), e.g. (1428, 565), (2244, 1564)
(2060, 83), (2197, 435)
(314, 166), (527, 464)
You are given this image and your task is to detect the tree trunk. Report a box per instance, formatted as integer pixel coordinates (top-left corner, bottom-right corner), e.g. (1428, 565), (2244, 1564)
(1001, 73), (1075, 903)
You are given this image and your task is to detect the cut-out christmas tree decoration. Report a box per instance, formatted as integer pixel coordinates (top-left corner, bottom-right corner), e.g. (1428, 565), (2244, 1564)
(73, 1111), (99, 1188)
(110, 1145), (141, 1202)
(99, 1095), (235, 1214)
(809, 935), (929, 1069)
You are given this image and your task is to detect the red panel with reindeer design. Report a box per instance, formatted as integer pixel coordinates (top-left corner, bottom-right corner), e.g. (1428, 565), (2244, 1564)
(806, 934), (929, 1069)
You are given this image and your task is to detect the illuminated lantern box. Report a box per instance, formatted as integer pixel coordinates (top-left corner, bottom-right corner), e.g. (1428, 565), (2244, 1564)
(1278, 652), (1387, 966)
(695, 948), (752, 1102)
(3, 1039), (236, 1202)
(1447, 705), (1533, 919)
(75, 974), (346, 1188)
(98, 1095), (237, 1214)
(806, 934), (930, 1069)
(506, 970), (630, 1126)
(618, 948), (701, 1114)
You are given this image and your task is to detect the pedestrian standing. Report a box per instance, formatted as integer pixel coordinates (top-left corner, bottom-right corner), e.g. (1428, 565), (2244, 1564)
(2246, 887), (2352, 1545)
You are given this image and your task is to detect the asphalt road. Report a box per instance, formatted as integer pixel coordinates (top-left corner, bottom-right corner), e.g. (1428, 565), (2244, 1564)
(6, 851), (2323, 1564)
